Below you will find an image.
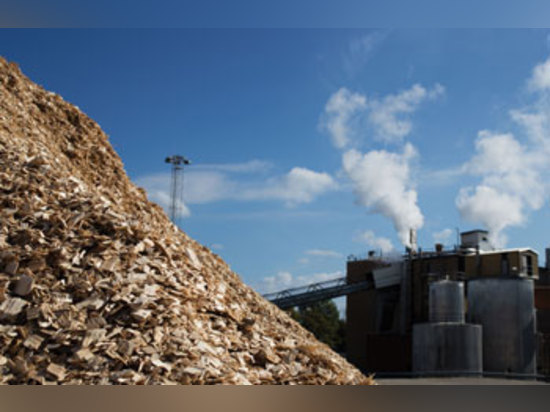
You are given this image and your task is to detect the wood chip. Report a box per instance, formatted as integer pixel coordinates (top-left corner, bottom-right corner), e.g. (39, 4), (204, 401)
(0, 57), (373, 385)
(4, 259), (19, 276)
(75, 348), (95, 363)
(0, 297), (28, 321)
(23, 334), (44, 350)
(13, 274), (33, 296)
(46, 363), (66, 381)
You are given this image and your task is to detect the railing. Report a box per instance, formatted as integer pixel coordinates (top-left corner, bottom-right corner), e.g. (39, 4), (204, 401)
(263, 276), (374, 309)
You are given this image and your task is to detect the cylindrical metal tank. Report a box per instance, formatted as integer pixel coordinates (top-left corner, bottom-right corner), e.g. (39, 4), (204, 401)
(429, 280), (465, 323)
(412, 323), (483, 375)
(467, 278), (537, 376)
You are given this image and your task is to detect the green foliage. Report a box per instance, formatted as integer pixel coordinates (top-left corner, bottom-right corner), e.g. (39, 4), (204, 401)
(288, 300), (346, 353)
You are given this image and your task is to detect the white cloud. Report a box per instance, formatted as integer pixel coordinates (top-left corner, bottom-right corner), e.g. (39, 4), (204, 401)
(528, 56), (550, 92)
(456, 186), (524, 247)
(342, 144), (423, 247)
(354, 230), (395, 255)
(135, 170), (233, 211)
(343, 31), (387, 77)
(135, 178), (192, 218)
(467, 131), (545, 209)
(455, 55), (550, 246)
(433, 228), (453, 244)
(257, 271), (343, 294)
(456, 131), (546, 247)
(510, 103), (550, 154)
(135, 163), (337, 217)
(367, 83), (445, 143)
(304, 249), (343, 259)
(194, 159), (273, 174)
(241, 167), (338, 207)
(321, 87), (367, 149)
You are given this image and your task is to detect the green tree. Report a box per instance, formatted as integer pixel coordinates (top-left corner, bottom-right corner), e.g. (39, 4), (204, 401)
(288, 300), (346, 353)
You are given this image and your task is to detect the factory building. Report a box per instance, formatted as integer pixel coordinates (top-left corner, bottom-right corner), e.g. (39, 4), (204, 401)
(346, 229), (542, 378)
(536, 260), (550, 377)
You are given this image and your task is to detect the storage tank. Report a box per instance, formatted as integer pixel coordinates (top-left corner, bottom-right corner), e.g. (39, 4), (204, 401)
(467, 278), (537, 376)
(429, 280), (465, 323)
(412, 323), (483, 375)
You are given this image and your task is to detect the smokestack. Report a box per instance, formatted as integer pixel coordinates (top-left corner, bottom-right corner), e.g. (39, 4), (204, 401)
(435, 243), (443, 254)
(409, 228), (417, 252)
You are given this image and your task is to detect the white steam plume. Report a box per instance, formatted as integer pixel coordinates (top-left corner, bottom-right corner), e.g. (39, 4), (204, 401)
(322, 88), (366, 149)
(343, 144), (423, 246)
(322, 84), (443, 248)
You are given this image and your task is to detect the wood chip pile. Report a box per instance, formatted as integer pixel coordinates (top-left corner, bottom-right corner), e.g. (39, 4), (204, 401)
(0, 57), (373, 384)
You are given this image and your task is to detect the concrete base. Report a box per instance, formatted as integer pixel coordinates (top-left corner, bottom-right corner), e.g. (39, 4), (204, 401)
(412, 323), (483, 375)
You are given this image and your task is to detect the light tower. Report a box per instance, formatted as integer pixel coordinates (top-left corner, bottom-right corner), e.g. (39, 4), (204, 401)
(164, 155), (191, 223)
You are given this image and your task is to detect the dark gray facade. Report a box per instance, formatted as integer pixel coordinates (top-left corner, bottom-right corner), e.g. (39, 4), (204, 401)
(467, 278), (537, 376)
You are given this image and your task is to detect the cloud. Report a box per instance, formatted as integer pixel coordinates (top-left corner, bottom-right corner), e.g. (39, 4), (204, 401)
(354, 230), (395, 255)
(367, 83), (445, 143)
(343, 31), (388, 77)
(320, 87), (367, 149)
(256, 271), (343, 294)
(456, 132), (542, 247)
(456, 186), (525, 247)
(304, 249), (343, 259)
(241, 167), (338, 207)
(528, 56), (550, 92)
(194, 159), (273, 174)
(135, 170), (233, 213)
(342, 144), (423, 247)
(468, 131), (545, 209)
(135, 163), (338, 216)
(433, 228), (453, 244)
(454, 55), (550, 246)
(510, 109), (550, 148)
(136, 179), (192, 218)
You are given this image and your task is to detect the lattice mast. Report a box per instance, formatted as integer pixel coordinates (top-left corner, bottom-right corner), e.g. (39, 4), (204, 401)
(164, 155), (191, 222)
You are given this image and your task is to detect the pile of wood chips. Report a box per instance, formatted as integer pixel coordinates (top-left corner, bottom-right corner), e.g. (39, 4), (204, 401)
(0, 57), (373, 384)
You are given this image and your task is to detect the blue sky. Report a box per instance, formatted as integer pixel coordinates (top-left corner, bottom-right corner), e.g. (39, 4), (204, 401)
(3, 29), (550, 300)
(3, 1), (550, 27)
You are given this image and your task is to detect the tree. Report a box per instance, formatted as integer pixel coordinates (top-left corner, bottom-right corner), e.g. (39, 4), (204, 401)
(288, 300), (346, 353)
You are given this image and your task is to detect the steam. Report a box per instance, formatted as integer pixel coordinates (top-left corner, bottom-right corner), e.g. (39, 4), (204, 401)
(323, 88), (366, 149)
(343, 144), (423, 246)
(322, 84), (444, 247)
(456, 56), (550, 246)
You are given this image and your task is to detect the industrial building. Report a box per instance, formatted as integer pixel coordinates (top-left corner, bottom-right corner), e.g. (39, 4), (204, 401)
(346, 229), (544, 378)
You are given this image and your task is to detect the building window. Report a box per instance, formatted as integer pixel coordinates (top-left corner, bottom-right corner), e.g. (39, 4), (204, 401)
(501, 253), (509, 276)
(522, 254), (533, 276)
(458, 256), (465, 273)
(525, 255), (533, 277)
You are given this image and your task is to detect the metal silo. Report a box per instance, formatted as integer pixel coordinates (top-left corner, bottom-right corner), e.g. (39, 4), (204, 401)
(467, 278), (537, 376)
(429, 280), (465, 323)
(413, 279), (482, 375)
(412, 323), (483, 375)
